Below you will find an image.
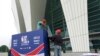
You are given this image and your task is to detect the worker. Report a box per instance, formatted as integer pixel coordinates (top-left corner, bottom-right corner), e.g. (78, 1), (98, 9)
(37, 19), (52, 56)
(37, 19), (52, 37)
(49, 29), (69, 56)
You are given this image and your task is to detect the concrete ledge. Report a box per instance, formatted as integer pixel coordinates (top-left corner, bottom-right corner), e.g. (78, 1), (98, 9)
(51, 52), (100, 56)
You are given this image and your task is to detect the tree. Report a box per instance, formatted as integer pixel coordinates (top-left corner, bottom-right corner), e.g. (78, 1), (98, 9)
(0, 45), (9, 52)
(0, 46), (1, 52)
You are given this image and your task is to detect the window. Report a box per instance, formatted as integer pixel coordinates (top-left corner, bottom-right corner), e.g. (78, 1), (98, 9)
(45, 0), (71, 51)
(88, 0), (100, 52)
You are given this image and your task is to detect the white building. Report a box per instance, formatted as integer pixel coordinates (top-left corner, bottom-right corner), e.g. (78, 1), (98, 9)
(12, 0), (100, 52)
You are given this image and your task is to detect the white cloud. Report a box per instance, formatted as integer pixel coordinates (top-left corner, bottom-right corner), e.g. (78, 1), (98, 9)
(0, 0), (18, 48)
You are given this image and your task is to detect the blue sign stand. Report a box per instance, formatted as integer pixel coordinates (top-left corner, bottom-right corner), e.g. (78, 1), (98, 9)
(11, 29), (49, 56)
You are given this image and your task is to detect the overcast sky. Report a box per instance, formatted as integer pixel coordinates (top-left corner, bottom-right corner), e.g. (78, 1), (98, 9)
(0, 0), (18, 48)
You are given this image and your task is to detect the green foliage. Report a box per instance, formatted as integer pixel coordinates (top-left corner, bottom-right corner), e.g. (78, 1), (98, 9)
(0, 47), (1, 52)
(0, 45), (9, 52)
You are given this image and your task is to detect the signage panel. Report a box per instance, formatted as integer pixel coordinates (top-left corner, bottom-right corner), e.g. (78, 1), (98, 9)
(11, 29), (49, 56)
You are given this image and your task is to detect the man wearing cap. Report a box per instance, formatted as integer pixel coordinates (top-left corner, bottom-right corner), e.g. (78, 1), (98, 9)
(49, 29), (69, 56)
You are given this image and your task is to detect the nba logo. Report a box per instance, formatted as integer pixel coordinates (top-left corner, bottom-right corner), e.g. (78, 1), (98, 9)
(21, 35), (29, 46)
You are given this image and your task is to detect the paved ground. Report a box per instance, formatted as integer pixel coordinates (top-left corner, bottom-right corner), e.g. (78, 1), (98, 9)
(50, 52), (100, 56)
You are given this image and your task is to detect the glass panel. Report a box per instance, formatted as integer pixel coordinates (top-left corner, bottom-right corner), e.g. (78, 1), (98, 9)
(88, 0), (100, 53)
(45, 0), (72, 52)
(88, 5), (99, 12)
(88, 14), (100, 21)
(88, 0), (99, 8)
(89, 10), (100, 16)
(89, 19), (100, 25)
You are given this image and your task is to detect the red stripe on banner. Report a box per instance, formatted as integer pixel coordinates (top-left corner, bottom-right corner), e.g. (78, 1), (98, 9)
(11, 48), (20, 56)
(26, 43), (44, 56)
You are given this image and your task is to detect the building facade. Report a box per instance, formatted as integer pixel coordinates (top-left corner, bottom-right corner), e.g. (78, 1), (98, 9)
(12, 0), (100, 52)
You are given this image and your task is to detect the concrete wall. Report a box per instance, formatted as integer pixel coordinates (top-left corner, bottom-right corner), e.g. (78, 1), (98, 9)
(19, 0), (32, 32)
(12, 0), (26, 33)
(30, 0), (47, 30)
(0, 53), (8, 56)
(61, 0), (90, 52)
(12, 0), (47, 32)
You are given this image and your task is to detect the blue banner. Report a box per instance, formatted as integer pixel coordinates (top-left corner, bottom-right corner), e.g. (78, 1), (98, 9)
(11, 29), (49, 56)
